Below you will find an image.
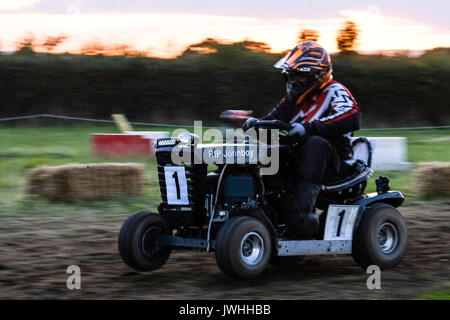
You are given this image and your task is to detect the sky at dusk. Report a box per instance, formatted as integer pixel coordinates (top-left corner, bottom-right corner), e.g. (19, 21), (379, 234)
(0, 0), (449, 57)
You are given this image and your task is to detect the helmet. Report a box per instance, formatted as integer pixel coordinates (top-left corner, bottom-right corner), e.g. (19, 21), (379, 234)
(275, 41), (333, 104)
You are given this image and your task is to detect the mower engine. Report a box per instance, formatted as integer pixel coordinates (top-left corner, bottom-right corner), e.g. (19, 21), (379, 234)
(222, 174), (256, 204)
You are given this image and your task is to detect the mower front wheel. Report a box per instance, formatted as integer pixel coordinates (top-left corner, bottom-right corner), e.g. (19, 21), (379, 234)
(215, 216), (272, 279)
(118, 211), (172, 272)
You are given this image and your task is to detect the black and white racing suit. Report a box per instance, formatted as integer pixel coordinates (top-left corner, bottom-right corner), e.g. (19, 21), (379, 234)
(263, 80), (361, 184)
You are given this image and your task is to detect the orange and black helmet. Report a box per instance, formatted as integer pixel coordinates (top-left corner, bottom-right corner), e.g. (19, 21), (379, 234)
(275, 42), (333, 104)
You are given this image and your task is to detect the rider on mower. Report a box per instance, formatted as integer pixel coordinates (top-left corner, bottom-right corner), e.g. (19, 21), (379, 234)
(243, 41), (361, 240)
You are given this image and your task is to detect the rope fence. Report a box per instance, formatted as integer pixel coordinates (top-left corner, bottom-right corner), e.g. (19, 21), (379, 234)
(0, 113), (449, 131)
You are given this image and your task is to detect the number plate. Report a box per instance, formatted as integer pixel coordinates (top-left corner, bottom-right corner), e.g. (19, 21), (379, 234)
(323, 205), (359, 240)
(164, 166), (189, 205)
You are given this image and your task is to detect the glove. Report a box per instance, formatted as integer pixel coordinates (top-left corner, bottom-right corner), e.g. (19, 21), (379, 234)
(288, 123), (306, 137)
(242, 117), (258, 131)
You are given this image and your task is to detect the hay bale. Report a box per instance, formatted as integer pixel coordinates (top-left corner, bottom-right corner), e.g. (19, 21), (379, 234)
(25, 163), (145, 202)
(414, 162), (450, 198)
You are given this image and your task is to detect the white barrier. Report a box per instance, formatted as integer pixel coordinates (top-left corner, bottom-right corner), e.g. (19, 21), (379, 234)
(124, 131), (170, 140)
(365, 137), (411, 171)
(124, 131), (170, 152)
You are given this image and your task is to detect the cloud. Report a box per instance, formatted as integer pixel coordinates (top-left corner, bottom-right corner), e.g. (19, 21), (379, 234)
(0, 0), (42, 11)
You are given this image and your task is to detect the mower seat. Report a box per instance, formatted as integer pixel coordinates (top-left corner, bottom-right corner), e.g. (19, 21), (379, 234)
(318, 137), (374, 204)
(345, 137), (373, 168)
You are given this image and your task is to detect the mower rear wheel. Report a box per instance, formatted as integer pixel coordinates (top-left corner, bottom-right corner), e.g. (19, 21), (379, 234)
(352, 203), (407, 269)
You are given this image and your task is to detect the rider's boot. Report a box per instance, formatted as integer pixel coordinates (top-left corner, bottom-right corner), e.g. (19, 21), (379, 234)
(291, 181), (320, 240)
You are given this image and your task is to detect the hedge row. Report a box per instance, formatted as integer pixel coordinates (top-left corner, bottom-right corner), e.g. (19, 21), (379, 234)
(0, 44), (449, 127)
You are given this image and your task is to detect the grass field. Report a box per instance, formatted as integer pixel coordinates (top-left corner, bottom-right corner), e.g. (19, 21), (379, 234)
(357, 127), (450, 197)
(0, 124), (449, 217)
(0, 124), (448, 301)
(416, 286), (450, 300)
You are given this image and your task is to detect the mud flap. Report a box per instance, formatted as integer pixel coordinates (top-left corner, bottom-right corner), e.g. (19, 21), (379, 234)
(353, 191), (405, 231)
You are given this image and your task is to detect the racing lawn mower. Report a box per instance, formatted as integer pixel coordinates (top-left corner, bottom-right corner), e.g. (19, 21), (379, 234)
(118, 119), (407, 279)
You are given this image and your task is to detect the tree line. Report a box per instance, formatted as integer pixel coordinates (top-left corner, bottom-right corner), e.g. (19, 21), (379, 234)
(0, 31), (448, 128)
(11, 20), (360, 55)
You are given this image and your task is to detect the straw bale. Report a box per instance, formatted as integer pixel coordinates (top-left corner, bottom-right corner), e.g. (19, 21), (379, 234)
(25, 163), (145, 202)
(414, 162), (450, 198)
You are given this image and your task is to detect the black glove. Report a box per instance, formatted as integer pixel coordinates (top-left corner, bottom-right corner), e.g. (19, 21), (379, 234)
(242, 117), (258, 131)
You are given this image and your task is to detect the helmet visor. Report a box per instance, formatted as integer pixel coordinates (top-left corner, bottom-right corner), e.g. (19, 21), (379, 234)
(274, 53), (290, 69)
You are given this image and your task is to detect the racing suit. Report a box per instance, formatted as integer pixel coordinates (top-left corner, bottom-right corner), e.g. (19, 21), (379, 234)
(262, 80), (361, 239)
(263, 80), (361, 185)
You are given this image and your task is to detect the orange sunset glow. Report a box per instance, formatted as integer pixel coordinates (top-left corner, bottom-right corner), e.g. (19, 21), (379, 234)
(0, 2), (449, 57)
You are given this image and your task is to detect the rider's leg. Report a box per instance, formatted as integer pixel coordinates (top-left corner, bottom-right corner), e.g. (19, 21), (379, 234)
(290, 135), (349, 239)
(296, 135), (338, 184)
(290, 181), (320, 239)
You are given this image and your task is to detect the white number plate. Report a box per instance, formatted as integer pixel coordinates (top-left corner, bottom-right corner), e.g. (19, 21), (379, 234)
(323, 205), (359, 240)
(164, 166), (189, 205)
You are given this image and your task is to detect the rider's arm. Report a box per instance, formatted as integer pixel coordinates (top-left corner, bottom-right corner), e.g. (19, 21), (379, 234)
(261, 95), (298, 122)
(302, 84), (361, 137)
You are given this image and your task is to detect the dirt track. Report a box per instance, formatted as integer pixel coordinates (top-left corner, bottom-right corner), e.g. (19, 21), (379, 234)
(0, 202), (448, 300)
